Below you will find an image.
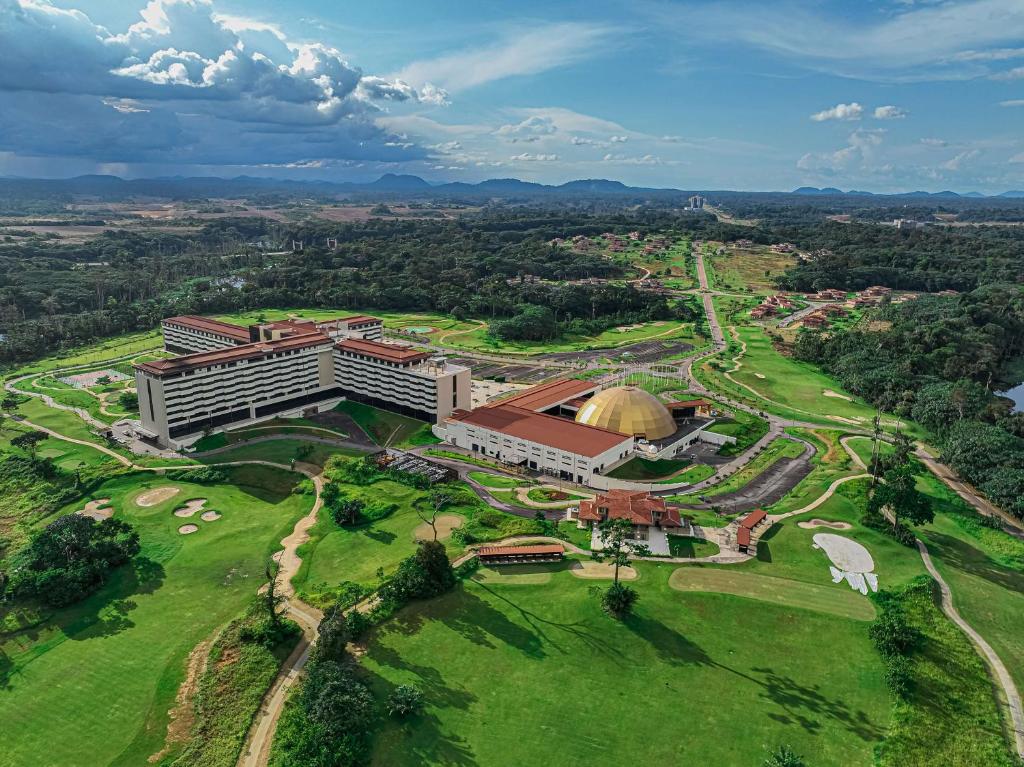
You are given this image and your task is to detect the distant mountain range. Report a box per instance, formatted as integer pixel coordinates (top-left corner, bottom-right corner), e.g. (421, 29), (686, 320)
(792, 186), (1024, 199)
(1, 173), (1023, 200)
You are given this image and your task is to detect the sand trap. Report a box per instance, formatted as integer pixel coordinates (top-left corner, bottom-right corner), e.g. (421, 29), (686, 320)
(172, 499), (208, 518)
(413, 513), (463, 542)
(813, 533), (877, 594)
(136, 486), (180, 507)
(754, 372), (766, 379)
(826, 415), (864, 425)
(569, 561), (638, 581)
(178, 524), (199, 535)
(822, 389), (853, 401)
(78, 498), (113, 521)
(799, 518), (853, 530)
(200, 510), (221, 522)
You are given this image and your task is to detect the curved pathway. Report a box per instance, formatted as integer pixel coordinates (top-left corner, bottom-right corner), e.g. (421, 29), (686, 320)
(917, 540), (1024, 759)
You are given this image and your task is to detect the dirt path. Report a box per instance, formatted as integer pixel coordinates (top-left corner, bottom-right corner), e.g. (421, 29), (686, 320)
(917, 540), (1024, 759)
(769, 473), (871, 522)
(436, 319), (487, 346)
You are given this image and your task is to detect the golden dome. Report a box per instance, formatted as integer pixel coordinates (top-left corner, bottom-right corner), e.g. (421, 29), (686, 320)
(574, 386), (677, 440)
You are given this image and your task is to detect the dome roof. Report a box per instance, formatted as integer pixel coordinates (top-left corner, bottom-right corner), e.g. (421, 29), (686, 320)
(574, 386), (676, 440)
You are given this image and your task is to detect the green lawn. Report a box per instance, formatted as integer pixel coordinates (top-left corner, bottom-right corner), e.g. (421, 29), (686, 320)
(362, 561), (891, 766)
(467, 471), (529, 489)
(333, 401), (437, 447)
(704, 408), (770, 455)
(605, 455), (693, 481)
(666, 535), (721, 559)
(525, 487), (589, 503)
(0, 466), (312, 767)
(196, 439), (366, 468)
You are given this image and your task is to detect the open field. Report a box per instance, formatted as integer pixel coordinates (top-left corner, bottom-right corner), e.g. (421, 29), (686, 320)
(706, 245), (798, 294)
(362, 561), (891, 767)
(195, 438), (365, 468)
(333, 401), (436, 447)
(0, 466), (311, 767)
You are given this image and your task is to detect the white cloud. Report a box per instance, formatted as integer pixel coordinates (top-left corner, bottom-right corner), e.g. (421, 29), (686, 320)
(1009, 152), (1024, 163)
(0, 0), (439, 168)
(394, 22), (614, 93)
(797, 128), (885, 171)
(510, 152), (559, 162)
(942, 149), (981, 170)
(494, 116), (557, 142)
(571, 135), (605, 147)
(874, 105), (908, 119)
(602, 153), (664, 165)
(609, 135), (628, 143)
(992, 66), (1024, 80)
(920, 137), (947, 146)
(1000, 99), (1024, 106)
(811, 102), (864, 121)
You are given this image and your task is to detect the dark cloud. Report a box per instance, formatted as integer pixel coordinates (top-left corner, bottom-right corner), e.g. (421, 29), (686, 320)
(0, 0), (444, 169)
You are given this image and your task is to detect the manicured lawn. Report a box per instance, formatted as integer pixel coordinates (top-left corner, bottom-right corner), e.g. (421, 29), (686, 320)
(362, 562), (891, 766)
(525, 487), (589, 503)
(0, 466), (312, 767)
(704, 408), (770, 455)
(666, 535), (721, 559)
(2, 330), (162, 378)
(197, 439), (365, 468)
(334, 401), (437, 447)
(467, 471), (528, 489)
(605, 455), (693, 480)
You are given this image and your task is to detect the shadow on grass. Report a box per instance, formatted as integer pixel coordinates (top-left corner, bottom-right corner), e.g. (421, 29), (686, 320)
(362, 528), (398, 545)
(925, 532), (1024, 594)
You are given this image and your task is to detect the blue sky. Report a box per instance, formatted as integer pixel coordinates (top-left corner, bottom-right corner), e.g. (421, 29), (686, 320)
(1, 0), (1023, 192)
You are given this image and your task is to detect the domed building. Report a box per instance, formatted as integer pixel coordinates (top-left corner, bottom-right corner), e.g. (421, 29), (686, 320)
(574, 386), (677, 440)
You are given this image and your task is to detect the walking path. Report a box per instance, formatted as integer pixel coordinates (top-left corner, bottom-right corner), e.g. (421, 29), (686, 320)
(917, 540), (1024, 760)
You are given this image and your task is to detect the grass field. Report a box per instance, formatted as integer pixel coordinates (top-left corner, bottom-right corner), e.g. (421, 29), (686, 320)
(706, 246), (797, 294)
(196, 439), (365, 468)
(362, 562), (891, 766)
(333, 401), (437, 447)
(666, 535), (721, 558)
(467, 471), (529, 489)
(0, 466), (312, 767)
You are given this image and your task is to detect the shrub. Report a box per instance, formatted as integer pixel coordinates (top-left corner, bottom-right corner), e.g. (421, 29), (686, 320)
(763, 745), (806, 767)
(387, 685), (424, 718)
(601, 582), (639, 618)
(169, 467), (228, 484)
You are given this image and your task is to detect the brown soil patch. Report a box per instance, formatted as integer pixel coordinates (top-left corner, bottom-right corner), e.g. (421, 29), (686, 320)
(201, 510), (222, 522)
(568, 561), (638, 580)
(136, 486), (180, 507)
(808, 430), (841, 464)
(822, 389), (853, 401)
(413, 513), (463, 542)
(148, 636), (214, 763)
(798, 518), (853, 530)
(78, 498), (113, 521)
(178, 524), (199, 535)
(172, 499), (208, 518)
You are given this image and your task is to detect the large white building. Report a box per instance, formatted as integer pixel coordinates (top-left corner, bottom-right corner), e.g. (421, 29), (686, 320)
(135, 314), (469, 447)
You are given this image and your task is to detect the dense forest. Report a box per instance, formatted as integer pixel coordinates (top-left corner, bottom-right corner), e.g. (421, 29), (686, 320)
(793, 288), (1024, 517)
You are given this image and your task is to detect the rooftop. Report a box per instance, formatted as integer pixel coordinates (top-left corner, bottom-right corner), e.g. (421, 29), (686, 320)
(137, 332), (332, 376)
(477, 544), (564, 557)
(491, 378), (599, 413)
(578, 489), (682, 527)
(450, 404), (631, 458)
(336, 337), (433, 364)
(163, 315), (250, 342)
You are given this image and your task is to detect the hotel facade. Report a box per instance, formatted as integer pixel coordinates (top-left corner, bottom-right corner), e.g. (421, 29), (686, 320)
(135, 314), (469, 448)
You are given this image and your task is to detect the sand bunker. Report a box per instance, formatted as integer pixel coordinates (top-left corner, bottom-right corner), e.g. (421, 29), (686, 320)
(178, 524), (199, 535)
(413, 513), (463, 542)
(798, 519), (853, 531)
(136, 486), (180, 507)
(172, 499), (208, 518)
(822, 389), (853, 401)
(200, 510), (221, 522)
(569, 561), (638, 581)
(813, 533), (878, 595)
(78, 498), (113, 521)
(754, 373), (766, 379)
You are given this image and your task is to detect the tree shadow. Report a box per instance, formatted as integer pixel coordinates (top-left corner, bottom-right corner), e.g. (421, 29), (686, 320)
(362, 666), (479, 767)
(362, 528), (397, 545)
(0, 649), (12, 691)
(622, 613), (714, 668)
(925, 532), (1024, 594)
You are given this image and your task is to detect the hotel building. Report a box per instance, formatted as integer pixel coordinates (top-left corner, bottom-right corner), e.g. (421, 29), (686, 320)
(135, 314), (469, 448)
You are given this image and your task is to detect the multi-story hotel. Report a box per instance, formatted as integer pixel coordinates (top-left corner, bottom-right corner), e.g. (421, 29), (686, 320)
(135, 314), (469, 448)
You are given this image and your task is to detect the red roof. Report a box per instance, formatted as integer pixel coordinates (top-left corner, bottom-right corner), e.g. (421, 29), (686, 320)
(477, 544), (564, 557)
(737, 527), (751, 546)
(137, 332), (332, 376)
(450, 404), (630, 458)
(578, 490), (683, 527)
(163, 315), (250, 342)
(492, 378), (599, 413)
(665, 399), (711, 410)
(336, 338), (431, 364)
(340, 315), (382, 326)
(740, 509), (766, 529)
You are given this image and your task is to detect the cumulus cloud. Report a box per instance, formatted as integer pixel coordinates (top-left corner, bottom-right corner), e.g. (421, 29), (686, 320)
(0, 0), (442, 169)
(941, 149), (981, 170)
(509, 152), (559, 162)
(1001, 99), (1024, 106)
(602, 153), (664, 165)
(810, 102), (864, 121)
(494, 116), (557, 142)
(874, 105), (908, 119)
(798, 128), (885, 171)
(609, 135), (628, 143)
(992, 66), (1024, 80)
(920, 137), (948, 146)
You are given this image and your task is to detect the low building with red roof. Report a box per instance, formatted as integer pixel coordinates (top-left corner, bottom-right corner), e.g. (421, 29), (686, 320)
(577, 490), (683, 532)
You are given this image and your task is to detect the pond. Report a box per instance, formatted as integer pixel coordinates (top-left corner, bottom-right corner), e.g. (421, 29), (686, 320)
(999, 382), (1024, 413)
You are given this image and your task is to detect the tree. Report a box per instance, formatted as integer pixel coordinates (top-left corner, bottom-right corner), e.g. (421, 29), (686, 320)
(117, 391), (138, 411)
(592, 518), (650, 618)
(314, 605), (352, 664)
(763, 745), (806, 767)
(11, 429), (48, 458)
(0, 395), (18, 431)
(868, 465), (934, 531)
(11, 515), (141, 606)
(416, 489), (453, 541)
(264, 561), (284, 631)
(381, 540), (456, 604)
(387, 685), (424, 718)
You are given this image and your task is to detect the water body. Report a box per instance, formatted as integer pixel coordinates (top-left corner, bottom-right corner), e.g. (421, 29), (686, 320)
(999, 382), (1024, 413)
